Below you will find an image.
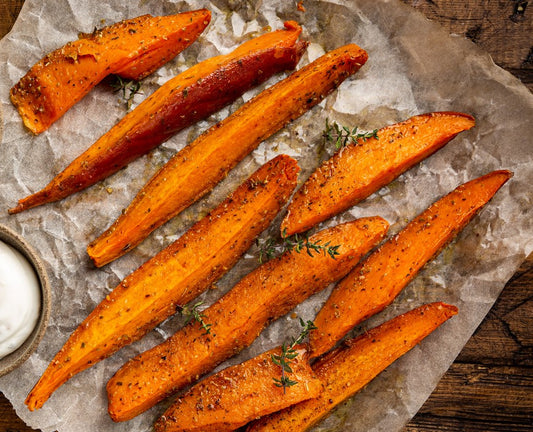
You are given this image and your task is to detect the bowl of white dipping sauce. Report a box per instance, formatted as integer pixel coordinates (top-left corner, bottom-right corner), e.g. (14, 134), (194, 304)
(0, 224), (51, 377)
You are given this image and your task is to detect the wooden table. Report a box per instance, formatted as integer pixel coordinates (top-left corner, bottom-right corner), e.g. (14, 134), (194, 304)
(1, 1), (531, 431)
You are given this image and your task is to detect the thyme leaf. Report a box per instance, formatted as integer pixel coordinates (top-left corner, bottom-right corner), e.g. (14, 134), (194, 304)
(256, 229), (341, 264)
(323, 118), (378, 149)
(271, 318), (318, 392)
(179, 301), (212, 335)
(109, 75), (142, 110)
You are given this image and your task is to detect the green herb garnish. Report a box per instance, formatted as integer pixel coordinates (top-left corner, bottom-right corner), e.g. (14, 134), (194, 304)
(323, 118), (378, 149)
(110, 75), (142, 110)
(179, 301), (212, 335)
(271, 318), (318, 392)
(257, 229), (340, 264)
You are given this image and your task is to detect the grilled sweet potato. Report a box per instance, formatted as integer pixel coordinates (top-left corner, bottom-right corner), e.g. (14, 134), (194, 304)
(281, 112), (476, 236)
(24, 155), (299, 411)
(106, 217), (388, 422)
(154, 345), (321, 432)
(9, 22), (307, 215)
(87, 43), (369, 267)
(10, 10), (211, 134)
(309, 170), (512, 358)
(246, 302), (458, 432)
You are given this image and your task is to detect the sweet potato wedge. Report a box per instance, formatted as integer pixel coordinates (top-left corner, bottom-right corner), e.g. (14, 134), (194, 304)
(309, 170), (512, 358)
(106, 217), (388, 421)
(24, 155), (299, 411)
(87, 43), (369, 267)
(246, 302), (458, 432)
(281, 112), (476, 236)
(8, 22), (307, 215)
(10, 10), (211, 134)
(153, 345), (321, 432)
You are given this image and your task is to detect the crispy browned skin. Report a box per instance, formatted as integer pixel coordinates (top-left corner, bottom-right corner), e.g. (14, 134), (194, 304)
(106, 217), (388, 422)
(10, 10), (211, 134)
(87, 43), (369, 267)
(9, 22), (307, 215)
(154, 345), (321, 432)
(246, 302), (458, 432)
(309, 170), (512, 358)
(24, 155), (299, 412)
(281, 112), (476, 236)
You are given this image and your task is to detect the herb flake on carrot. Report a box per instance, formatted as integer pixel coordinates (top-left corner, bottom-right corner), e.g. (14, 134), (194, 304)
(87, 43), (369, 267)
(10, 10), (211, 134)
(154, 345), (321, 432)
(281, 112), (476, 236)
(106, 217), (388, 422)
(309, 170), (512, 358)
(246, 302), (458, 432)
(24, 154), (299, 412)
(9, 21), (307, 215)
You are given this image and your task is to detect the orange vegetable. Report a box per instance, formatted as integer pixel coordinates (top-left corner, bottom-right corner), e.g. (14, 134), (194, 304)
(24, 154), (299, 411)
(8, 21), (307, 215)
(309, 170), (512, 358)
(87, 43), (369, 267)
(106, 217), (388, 422)
(281, 112), (476, 236)
(246, 302), (458, 432)
(154, 345), (321, 432)
(10, 10), (211, 134)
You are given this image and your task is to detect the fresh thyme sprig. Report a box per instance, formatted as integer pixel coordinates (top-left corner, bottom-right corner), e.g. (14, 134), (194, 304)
(271, 318), (318, 392)
(257, 229), (341, 264)
(323, 118), (379, 149)
(109, 75), (142, 110)
(179, 301), (212, 335)
(257, 237), (278, 264)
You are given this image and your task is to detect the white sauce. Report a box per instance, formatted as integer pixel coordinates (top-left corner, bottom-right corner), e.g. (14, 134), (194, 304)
(0, 240), (41, 359)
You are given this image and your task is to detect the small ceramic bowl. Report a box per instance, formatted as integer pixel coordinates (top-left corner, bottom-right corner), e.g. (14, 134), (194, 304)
(0, 224), (51, 377)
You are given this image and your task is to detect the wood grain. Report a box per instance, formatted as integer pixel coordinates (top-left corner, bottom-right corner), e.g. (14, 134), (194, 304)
(402, 0), (533, 92)
(406, 255), (533, 431)
(0, 1), (532, 432)
(402, 3), (533, 429)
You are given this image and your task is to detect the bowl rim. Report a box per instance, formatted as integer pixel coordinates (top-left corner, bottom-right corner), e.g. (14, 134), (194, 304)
(0, 223), (51, 377)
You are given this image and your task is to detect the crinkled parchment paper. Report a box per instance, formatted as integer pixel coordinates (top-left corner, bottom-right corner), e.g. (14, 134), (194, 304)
(0, 0), (532, 431)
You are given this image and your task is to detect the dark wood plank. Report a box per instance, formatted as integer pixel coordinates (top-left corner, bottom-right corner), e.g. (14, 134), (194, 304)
(418, 362), (532, 418)
(0, 0), (23, 37)
(406, 254), (533, 431)
(405, 364), (533, 431)
(405, 415), (533, 432)
(456, 257), (533, 366)
(401, 0), (533, 92)
(400, 3), (533, 429)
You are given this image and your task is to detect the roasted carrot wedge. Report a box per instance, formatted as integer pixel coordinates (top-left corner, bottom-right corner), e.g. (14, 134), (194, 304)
(281, 112), (476, 236)
(24, 155), (299, 411)
(246, 302), (458, 432)
(154, 345), (321, 432)
(106, 217), (388, 421)
(10, 10), (211, 134)
(8, 22), (307, 215)
(87, 43), (369, 267)
(309, 170), (512, 358)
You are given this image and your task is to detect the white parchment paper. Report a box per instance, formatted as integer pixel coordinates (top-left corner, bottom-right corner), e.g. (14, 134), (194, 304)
(0, 1), (532, 431)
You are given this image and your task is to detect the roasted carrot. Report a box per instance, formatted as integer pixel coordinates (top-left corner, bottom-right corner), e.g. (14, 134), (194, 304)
(309, 170), (512, 358)
(154, 345), (321, 432)
(87, 43), (369, 267)
(24, 155), (299, 411)
(8, 22), (307, 215)
(106, 217), (388, 421)
(246, 302), (458, 432)
(281, 112), (476, 236)
(10, 10), (211, 134)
